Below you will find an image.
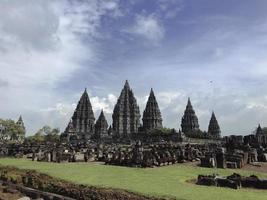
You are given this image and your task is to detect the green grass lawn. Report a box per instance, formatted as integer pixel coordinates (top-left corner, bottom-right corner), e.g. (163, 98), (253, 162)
(0, 158), (266, 200)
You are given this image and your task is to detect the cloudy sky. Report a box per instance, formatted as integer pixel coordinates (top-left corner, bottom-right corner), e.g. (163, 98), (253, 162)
(1, 0), (267, 136)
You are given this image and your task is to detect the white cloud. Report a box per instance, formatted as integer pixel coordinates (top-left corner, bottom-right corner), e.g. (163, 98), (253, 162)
(157, 0), (184, 19)
(0, 0), (121, 134)
(91, 94), (117, 114)
(40, 103), (76, 116)
(127, 14), (165, 43)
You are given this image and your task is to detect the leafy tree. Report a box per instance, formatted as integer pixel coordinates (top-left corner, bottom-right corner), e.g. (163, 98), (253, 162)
(24, 125), (60, 144)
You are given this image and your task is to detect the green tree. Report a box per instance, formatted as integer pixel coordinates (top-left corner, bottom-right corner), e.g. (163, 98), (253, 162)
(25, 125), (60, 144)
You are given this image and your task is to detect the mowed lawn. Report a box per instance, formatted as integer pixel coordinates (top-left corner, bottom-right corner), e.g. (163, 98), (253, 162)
(0, 158), (267, 200)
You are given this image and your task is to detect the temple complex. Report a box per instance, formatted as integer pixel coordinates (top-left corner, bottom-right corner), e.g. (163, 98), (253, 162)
(142, 88), (163, 132)
(207, 112), (221, 139)
(94, 110), (109, 139)
(61, 81), (227, 143)
(112, 80), (141, 138)
(63, 88), (95, 142)
(181, 98), (200, 135)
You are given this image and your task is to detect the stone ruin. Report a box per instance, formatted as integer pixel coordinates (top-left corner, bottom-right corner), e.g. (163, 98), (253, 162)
(197, 173), (267, 190)
(105, 142), (209, 168)
(200, 148), (251, 169)
(1, 128), (267, 170)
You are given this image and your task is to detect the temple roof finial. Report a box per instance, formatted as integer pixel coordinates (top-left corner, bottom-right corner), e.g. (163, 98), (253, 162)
(18, 115), (23, 121)
(124, 80), (130, 89)
(186, 97), (192, 108)
(149, 88), (155, 97)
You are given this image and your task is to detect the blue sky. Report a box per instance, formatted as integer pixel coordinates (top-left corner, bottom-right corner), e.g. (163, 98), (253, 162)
(1, 0), (267, 136)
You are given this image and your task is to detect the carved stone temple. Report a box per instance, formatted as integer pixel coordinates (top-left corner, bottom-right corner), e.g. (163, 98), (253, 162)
(112, 80), (141, 138)
(208, 111), (221, 139)
(181, 98), (200, 135)
(63, 88), (95, 142)
(142, 88), (163, 132)
(95, 110), (109, 139)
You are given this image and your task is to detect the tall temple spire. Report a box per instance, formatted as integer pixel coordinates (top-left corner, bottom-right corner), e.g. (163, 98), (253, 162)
(65, 88), (95, 142)
(112, 80), (141, 138)
(95, 110), (108, 139)
(124, 80), (130, 89)
(142, 88), (163, 132)
(187, 98), (192, 109)
(208, 111), (221, 139)
(181, 98), (199, 135)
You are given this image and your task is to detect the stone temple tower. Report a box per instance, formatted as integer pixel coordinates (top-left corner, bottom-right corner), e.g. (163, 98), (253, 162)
(208, 111), (221, 139)
(142, 88), (163, 132)
(112, 80), (141, 138)
(16, 115), (26, 142)
(95, 110), (108, 139)
(16, 115), (26, 134)
(65, 88), (95, 142)
(181, 98), (200, 135)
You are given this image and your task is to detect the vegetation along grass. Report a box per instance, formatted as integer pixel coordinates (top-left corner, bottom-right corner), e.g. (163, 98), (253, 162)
(0, 158), (266, 200)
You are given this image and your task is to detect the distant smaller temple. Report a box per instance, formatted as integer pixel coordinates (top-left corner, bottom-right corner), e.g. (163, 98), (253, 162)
(181, 98), (200, 136)
(256, 124), (263, 135)
(208, 111), (221, 139)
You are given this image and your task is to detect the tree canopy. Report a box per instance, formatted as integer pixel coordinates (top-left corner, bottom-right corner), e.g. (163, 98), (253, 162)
(25, 125), (60, 144)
